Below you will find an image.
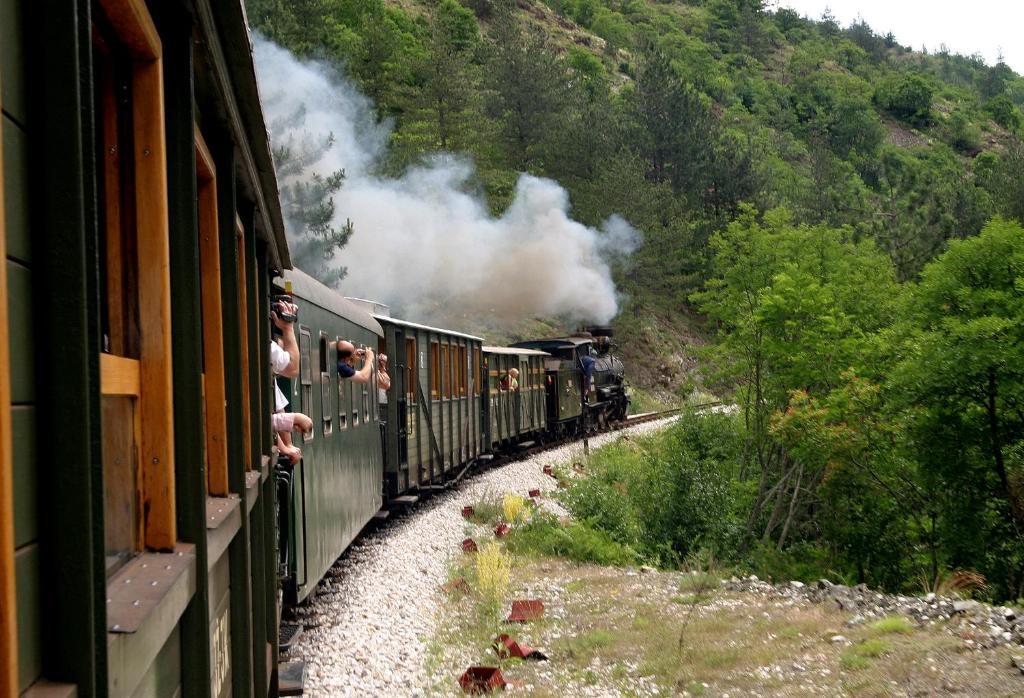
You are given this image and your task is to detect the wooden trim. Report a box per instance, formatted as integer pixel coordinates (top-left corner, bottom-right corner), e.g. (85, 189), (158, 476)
(97, 0), (160, 60)
(133, 56), (176, 549)
(100, 354), (141, 396)
(194, 124), (215, 181)
(0, 69), (19, 698)
(235, 217), (252, 470)
(195, 128), (229, 496)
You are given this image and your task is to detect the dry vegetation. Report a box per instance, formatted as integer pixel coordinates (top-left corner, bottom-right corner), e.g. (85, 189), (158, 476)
(429, 557), (1024, 696)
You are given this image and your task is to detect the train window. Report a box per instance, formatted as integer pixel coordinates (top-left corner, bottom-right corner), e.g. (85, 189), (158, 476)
(299, 328), (313, 442)
(458, 346), (467, 397)
(406, 338), (417, 402)
(93, 0), (176, 562)
(440, 344), (450, 399)
(370, 369), (378, 422)
(430, 342), (440, 399)
(195, 128), (229, 496)
(320, 333), (331, 436)
(351, 378), (359, 427)
(473, 347), (481, 395)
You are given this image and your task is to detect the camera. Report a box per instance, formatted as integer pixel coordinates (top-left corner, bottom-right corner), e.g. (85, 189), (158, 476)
(271, 294), (297, 323)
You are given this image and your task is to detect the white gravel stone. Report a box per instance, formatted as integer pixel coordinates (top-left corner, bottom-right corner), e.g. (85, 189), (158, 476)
(287, 417), (679, 696)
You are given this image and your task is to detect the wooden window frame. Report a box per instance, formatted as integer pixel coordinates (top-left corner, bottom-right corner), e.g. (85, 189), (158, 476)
(430, 342), (440, 399)
(473, 348), (481, 396)
(441, 344), (450, 400)
(234, 217), (252, 470)
(195, 127), (229, 496)
(95, 0), (176, 550)
(0, 63), (17, 697)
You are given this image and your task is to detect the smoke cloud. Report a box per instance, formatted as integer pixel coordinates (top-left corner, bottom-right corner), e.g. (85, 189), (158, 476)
(253, 37), (639, 326)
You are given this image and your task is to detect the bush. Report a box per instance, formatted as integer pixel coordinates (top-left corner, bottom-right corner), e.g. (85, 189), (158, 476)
(984, 94), (1021, 131)
(558, 411), (742, 564)
(507, 515), (640, 566)
(874, 73), (933, 125)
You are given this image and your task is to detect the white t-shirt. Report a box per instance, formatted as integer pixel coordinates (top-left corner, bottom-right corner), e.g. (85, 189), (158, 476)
(275, 382), (288, 412)
(270, 341), (291, 375)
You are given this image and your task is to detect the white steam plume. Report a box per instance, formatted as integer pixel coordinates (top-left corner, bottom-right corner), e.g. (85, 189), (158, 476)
(253, 37), (639, 326)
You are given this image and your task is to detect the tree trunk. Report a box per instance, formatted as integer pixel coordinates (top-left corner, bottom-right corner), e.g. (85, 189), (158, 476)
(987, 368), (1024, 537)
(776, 461), (804, 550)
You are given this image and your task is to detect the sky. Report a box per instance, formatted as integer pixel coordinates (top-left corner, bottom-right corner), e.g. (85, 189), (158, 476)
(773, 1), (1024, 75)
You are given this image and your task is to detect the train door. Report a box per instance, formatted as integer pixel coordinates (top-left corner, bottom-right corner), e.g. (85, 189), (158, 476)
(517, 357), (528, 434)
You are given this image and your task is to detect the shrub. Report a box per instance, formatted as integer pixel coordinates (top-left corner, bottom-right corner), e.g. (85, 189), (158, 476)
(869, 616), (913, 634)
(502, 494), (527, 524)
(874, 73), (933, 125)
(506, 515), (639, 567)
(559, 411), (741, 564)
(474, 542), (511, 608)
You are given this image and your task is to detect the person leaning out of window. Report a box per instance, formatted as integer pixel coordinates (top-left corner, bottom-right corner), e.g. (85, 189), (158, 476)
(271, 299), (312, 463)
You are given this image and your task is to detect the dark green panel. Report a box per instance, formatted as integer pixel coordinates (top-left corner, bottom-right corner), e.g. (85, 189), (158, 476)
(3, 117), (30, 262)
(7, 260), (33, 403)
(15, 544), (42, 693)
(0, 0), (27, 124)
(12, 405), (36, 547)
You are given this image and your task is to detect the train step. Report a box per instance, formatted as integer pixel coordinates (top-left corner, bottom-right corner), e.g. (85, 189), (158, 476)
(278, 660), (306, 696)
(518, 440), (536, 449)
(391, 495), (420, 506)
(279, 623), (303, 653)
(372, 509), (390, 521)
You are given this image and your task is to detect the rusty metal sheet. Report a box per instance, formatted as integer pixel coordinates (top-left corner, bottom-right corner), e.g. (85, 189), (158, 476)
(507, 599), (544, 622)
(459, 666), (505, 694)
(461, 538), (478, 553)
(107, 543), (196, 633)
(494, 523), (510, 538)
(528, 489), (540, 498)
(493, 634), (548, 661)
(543, 465), (554, 477)
(461, 505), (475, 519)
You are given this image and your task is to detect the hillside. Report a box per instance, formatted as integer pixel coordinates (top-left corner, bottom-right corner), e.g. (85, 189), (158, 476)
(246, 0), (1023, 401)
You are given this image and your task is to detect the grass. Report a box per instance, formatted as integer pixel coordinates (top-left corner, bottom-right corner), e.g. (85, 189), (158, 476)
(840, 638), (891, 670)
(869, 615), (914, 634)
(505, 514), (639, 567)
(464, 490), (506, 526)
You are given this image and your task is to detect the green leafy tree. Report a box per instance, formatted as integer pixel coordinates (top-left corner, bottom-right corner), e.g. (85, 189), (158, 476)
(874, 73), (933, 126)
(892, 219), (1024, 597)
(694, 207), (898, 549)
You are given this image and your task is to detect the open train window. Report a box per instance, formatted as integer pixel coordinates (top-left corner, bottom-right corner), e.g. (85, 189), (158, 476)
(299, 327), (313, 442)
(457, 346), (466, 397)
(93, 0), (176, 568)
(473, 347), (481, 396)
(430, 342), (440, 399)
(320, 332), (331, 436)
(406, 338), (417, 403)
(351, 378), (359, 427)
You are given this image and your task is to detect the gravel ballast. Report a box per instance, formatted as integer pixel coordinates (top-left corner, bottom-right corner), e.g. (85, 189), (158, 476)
(286, 417), (679, 696)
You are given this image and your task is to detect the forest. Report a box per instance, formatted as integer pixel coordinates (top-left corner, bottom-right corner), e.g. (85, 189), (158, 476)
(245, 0), (1024, 600)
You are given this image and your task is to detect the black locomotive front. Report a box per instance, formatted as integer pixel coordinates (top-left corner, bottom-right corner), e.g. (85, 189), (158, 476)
(510, 325), (629, 433)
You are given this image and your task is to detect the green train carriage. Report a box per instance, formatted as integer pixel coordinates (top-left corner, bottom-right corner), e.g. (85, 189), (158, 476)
(369, 311), (484, 498)
(482, 346), (549, 448)
(275, 271), (384, 605)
